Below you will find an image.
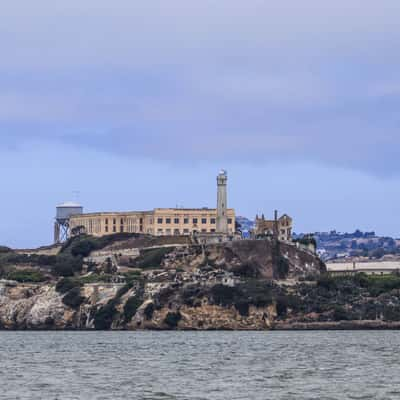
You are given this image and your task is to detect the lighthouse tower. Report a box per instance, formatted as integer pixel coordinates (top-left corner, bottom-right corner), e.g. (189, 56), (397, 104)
(216, 170), (228, 233)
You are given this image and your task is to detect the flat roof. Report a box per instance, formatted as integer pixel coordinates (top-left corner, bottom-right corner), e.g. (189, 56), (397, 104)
(153, 208), (234, 212)
(71, 208), (235, 218)
(70, 211), (152, 218)
(327, 261), (400, 271)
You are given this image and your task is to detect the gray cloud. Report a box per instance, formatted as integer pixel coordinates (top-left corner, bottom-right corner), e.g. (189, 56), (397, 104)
(1, 0), (400, 175)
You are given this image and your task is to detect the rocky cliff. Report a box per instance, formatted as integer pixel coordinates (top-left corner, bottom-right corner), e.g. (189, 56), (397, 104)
(2, 233), (400, 330)
(0, 236), (328, 330)
(15, 235), (400, 330)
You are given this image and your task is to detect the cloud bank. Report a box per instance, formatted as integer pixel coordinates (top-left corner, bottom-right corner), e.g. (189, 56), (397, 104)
(1, 0), (400, 175)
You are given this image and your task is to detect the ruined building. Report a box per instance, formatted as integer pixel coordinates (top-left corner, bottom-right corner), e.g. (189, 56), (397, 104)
(254, 211), (293, 242)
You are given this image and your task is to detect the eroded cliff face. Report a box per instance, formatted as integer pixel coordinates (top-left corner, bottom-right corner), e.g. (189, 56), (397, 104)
(0, 284), (68, 329)
(0, 280), (276, 330)
(0, 238), (325, 330)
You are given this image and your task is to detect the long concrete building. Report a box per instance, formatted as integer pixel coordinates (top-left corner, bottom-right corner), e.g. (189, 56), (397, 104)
(69, 208), (235, 237)
(66, 171), (235, 240)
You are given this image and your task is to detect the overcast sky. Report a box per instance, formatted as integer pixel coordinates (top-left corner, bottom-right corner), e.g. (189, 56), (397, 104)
(1, 1), (400, 248)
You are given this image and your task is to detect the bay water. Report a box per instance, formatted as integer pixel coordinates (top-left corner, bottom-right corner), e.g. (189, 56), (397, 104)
(1, 331), (399, 399)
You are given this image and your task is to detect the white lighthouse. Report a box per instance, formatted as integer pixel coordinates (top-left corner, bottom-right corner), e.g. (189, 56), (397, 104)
(216, 170), (228, 233)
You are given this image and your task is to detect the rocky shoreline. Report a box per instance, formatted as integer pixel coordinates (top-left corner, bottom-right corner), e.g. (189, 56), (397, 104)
(1, 234), (400, 330)
(273, 321), (400, 330)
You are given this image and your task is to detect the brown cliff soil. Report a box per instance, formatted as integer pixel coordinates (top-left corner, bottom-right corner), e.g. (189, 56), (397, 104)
(9, 235), (396, 331)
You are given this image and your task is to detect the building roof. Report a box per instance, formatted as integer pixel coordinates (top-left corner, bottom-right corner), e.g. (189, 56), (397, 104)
(327, 261), (400, 272)
(70, 210), (152, 218)
(57, 202), (82, 208)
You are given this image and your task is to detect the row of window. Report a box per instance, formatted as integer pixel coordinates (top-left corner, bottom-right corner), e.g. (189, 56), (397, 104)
(156, 217), (233, 225)
(157, 228), (217, 235)
(105, 225), (143, 233)
(105, 218), (144, 225)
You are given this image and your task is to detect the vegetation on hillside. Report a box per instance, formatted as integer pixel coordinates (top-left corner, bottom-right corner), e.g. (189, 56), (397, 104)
(133, 247), (174, 269)
(5, 269), (47, 283)
(276, 273), (400, 322)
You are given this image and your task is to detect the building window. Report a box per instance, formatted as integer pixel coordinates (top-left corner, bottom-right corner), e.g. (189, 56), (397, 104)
(120, 218), (124, 225)
(201, 229), (207, 233)
(157, 218), (163, 224)
(120, 226), (124, 233)
(157, 229), (163, 234)
(174, 229), (180, 235)
(113, 218), (116, 224)
(139, 218), (143, 224)
(174, 218), (179, 224)
(105, 218), (108, 225)
(201, 218), (207, 224)
(183, 229), (189, 234)
(166, 218), (171, 224)
(210, 218), (216, 224)
(228, 218), (233, 224)
(166, 228), (171, 235)
(105, 226), (109, 233)
(193, 218), (198, 224)
(210, 229), (216, 233)
(113, 226), (116, 233)
(184, 218), (189, 224)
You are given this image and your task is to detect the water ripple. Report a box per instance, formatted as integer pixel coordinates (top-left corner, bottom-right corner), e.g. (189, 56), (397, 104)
(0, 331), (399, 399)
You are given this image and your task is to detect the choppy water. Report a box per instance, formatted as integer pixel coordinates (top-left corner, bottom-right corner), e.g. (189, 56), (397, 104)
(1, 331), (400, 399)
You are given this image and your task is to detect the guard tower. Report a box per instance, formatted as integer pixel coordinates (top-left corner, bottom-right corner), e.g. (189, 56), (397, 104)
(54, 202), (83, 243)
(216, 170), (228, 233)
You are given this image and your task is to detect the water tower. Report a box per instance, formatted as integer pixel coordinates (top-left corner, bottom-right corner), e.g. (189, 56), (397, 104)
(54, 202), (83, 243)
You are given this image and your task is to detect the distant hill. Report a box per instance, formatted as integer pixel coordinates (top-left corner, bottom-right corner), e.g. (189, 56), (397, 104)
(294, 230), (400, 261)
(235, 216), (255, 232)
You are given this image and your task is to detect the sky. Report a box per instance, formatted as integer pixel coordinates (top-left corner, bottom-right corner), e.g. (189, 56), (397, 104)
(1, 0), (400, 248)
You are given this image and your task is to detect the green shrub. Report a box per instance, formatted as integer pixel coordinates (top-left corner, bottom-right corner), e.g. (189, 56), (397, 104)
(62, 287), (85, 308)
(53, 254), (83, 277)
(276, 296), (289, 317)
(123, 295), (142, 322)
(232, 262), (260, 278)
(123, 271), (142, 284)
(37, 255), (57, 266)
(383, 306), (400, 321)
(134, 247), (173, 269)
(76, 274), (114, 284)
(94, 300), (118, 330)
(364, 275), (400, 296)
(116, 282), (134, 298)
(211, 284), (241, 306)
(182, 285), (204, 307)
(144, 303), (155, 320)
(56, 278), (81, 294)
(0, 246), (12, 254)
(62, 233), (140, 256)
(71, 239), (97, 258)
(317, 275), (338, 291)
(164, 311), (182, 328)
(7, 269), (46, 283)
(211, 281), (274, 314)
(238, 280), (274, 308)
(234, 301), (249, 316)
(332, 305), (349, 321)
